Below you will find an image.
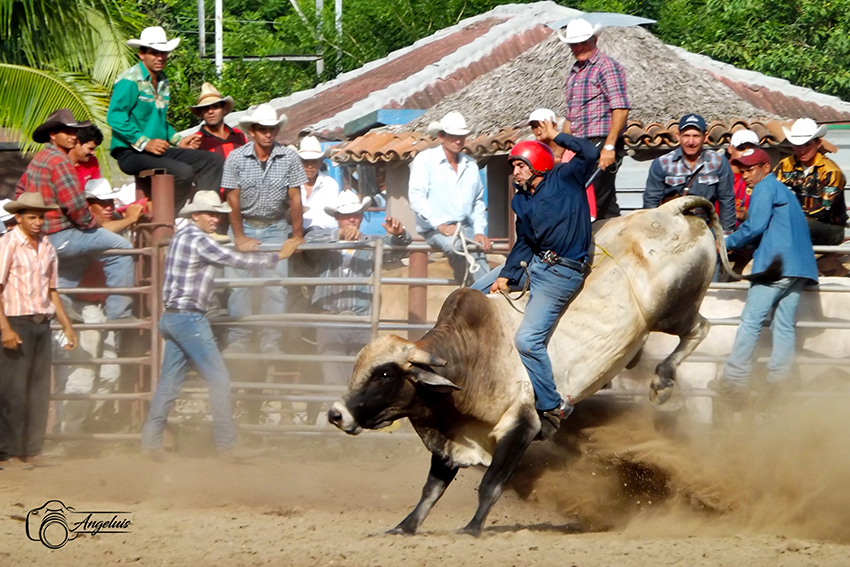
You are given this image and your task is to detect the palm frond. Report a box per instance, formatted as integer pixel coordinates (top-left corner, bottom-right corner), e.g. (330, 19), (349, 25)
(85, 8), (138, 87)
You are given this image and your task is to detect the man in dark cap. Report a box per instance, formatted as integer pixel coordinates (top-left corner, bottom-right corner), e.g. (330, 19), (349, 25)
(16, 109), (136, 323)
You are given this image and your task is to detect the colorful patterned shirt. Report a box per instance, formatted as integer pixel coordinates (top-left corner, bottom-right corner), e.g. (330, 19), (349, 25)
(15, 145), (95, 234)
(107, 62), (181, 152)
(162, 223), (278, 312)
(221, 142), (308, 220)
(199, 124), (247, 159)
(565, 50), (630, 139)
(774, 152), (847, 226)
(0, 226), (58, 317)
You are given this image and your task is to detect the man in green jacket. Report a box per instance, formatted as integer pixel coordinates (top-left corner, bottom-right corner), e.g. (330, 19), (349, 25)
(107, 26), (223, 211)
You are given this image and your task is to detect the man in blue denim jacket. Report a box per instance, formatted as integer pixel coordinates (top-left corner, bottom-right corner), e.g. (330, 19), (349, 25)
(644, 114), (736, 231)
(708, 148), (818, 401)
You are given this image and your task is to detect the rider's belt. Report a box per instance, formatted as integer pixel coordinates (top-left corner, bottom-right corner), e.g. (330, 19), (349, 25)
(244, 216), (285, 229)
(538, 250), (587, 273)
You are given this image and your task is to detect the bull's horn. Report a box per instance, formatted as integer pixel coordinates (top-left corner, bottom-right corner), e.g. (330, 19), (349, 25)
(409, 367), (462, 392)
(409, 348), (447, 367)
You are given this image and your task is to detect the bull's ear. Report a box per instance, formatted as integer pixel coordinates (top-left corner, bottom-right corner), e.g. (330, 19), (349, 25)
(409, 367), (462, 393)
(409, 348), (447, 367)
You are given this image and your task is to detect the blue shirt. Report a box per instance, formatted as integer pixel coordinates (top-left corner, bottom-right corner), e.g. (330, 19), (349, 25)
(502, 134), (599, 285)
(408, 146), (487, 235)
(725, 175), (818, 284)
(644, 147), (736, 231)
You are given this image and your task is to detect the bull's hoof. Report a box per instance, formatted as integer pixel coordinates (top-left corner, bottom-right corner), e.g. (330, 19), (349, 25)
(649, 377), (675, 405)
(386, 525), (415, 536)
(457, 524), (482, 537)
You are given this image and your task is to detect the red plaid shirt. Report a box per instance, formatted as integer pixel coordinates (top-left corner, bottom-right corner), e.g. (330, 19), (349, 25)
(15, 145), (94, 234)
(565, 50), (630, 139)
(199, 125), (247, 159)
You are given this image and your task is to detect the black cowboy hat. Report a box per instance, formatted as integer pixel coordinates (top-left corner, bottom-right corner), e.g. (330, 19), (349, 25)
(32, 109), (92, 144)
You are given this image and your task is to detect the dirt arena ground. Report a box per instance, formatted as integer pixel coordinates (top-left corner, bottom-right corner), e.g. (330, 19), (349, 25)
(3, 395), (850, 566)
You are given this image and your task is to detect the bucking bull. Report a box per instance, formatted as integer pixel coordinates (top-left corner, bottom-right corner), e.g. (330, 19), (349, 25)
(328, 196), (744, 536)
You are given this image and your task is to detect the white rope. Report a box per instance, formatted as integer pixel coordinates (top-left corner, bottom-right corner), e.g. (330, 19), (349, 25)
(449, 224), (483, 287)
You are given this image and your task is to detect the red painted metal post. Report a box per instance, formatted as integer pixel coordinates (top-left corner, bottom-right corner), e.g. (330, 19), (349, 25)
(150, 173), (175, 243)
(407, 250), (428, 341)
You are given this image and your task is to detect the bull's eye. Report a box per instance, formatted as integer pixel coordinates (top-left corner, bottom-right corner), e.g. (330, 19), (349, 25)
(380, 371), (391, 381)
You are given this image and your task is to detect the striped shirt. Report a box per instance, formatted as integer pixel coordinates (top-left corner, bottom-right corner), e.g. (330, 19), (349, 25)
(15, 145), (95, 234)
(221, 142), (308, 220)
(162, 223), (278, 312)
(565, 50), (630, 139)
(0, 226), (58, 317)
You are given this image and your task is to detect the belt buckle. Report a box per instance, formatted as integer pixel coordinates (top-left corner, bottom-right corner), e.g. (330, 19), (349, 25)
(542, 250), (558, 266)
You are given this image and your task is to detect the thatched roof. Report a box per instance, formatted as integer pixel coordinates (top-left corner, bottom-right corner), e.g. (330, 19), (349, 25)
(397, 26), (776, 136)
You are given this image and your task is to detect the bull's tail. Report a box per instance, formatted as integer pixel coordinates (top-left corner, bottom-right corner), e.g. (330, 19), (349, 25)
(667, 196), (743, 281)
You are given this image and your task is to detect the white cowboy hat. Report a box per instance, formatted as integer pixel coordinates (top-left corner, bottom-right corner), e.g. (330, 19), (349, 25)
(0, 199), (14, 223)
(190, 82), (234, 117)
(557, 18), (603, 44)
(84, 178), (123, 201)
(178, 190), (232, 217)
(324, 190), (372, 217)
(438, 112), (470, 137)
(239, 103), (288, 130)
(782, 118), (828, 146)
(730, 129), (760, 149)
(298, 136), (324, 160)
(127, 26), (181, 52)
(4, 192), (60, 213)
(528, 108), (556, 124)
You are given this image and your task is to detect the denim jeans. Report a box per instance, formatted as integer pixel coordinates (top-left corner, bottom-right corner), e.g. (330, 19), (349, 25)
(316, 327), (372, 386)
(47, 228), (134, 320)
(423, 225), (490, 285)
(141, 312), (237, 451)
(723, 277), (806, 386)
(514, 256), (585, 411)
(470, 263), (528, 294)
(226, 220), (290, 349)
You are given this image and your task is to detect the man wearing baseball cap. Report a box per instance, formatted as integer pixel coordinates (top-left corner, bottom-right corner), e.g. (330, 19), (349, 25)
(107, 26), (223, 212)
(644, 113), (736, 231)
(774, 118), (846, 245)
(708, 148), (817, 403)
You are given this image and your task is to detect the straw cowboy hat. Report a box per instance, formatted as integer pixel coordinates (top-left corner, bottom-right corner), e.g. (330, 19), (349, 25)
(178, 190), (232, 217)
(782, 118), (828, 146)
(298, 136), (325, 160)
(127, 26), (181, 52)
(32, 108), (92, 144)
(437, 112), (471, 136)
(84, 179), (123, 201)
(238, 104), (288, 130)
(4, 192), (60, 213)
(190, 82), (234, 117)
(324, 190), (372, 217)
(557, 18), (603, 44)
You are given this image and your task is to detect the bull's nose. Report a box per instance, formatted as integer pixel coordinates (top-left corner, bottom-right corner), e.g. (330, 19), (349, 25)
(328, 407), (343, 425)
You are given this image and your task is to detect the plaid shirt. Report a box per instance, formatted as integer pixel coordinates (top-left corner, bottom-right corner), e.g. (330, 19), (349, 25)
(221, 142), (308, 219)
(15, 145), (95, 234)
(307, 228), (411, 315)
(565, 50), (630, 139)
(162, 223), (278, 312)
(644, 147), (736, 230)
(0, 226), (58, 317)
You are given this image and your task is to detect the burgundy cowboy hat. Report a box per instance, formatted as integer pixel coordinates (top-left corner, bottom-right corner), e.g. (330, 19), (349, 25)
(32, 109), (92, 144)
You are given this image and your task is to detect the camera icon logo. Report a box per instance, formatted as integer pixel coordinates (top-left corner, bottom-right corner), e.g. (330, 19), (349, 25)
(26, 500), (76, 549)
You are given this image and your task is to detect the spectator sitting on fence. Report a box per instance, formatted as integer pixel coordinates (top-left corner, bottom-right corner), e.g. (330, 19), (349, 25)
(305, 190), (411, 400)
(140, 191), (302, 463)
(51, 179), (144, 448)
(0, 201), (15, 234)
(70, 125), (104, 188)
(529, 108), (597, 221)
(221, 103), (307, 356)
(707, 148), (818, 404)
(107, 26), (223, 213)
(775, 118), (847, 246)
(643, 113), (737, 232)
(408, 111), (491, 285)
(15, 109), (137, 324)
(0, 193), (78, 470)
(299, 136), (339, 232)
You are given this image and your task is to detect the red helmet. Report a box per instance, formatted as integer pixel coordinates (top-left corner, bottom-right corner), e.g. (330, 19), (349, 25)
(508, 141), (555, 175)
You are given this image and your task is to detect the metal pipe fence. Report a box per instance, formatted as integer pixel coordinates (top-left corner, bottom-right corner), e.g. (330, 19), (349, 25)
(46, 238), (850, 442)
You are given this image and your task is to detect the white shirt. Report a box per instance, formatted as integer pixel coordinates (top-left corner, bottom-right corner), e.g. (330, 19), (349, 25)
(301, 173), (340, 230)
(408, 146), (487, 235)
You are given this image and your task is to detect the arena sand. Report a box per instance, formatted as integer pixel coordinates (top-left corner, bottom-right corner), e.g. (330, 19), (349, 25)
(1, 393), (849, 566)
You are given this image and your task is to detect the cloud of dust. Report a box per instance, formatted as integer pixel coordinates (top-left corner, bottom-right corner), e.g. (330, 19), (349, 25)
(507, 393), (850, 543)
